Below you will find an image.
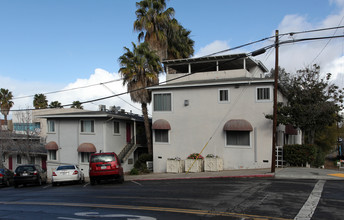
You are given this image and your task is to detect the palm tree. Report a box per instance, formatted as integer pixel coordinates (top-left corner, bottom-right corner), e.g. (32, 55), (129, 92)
(0, 88), (14, 126)
(33, 94), (48, 109)
(118, 42), (162, 154)
(71, 101), (84, 109)
(166, 19), (195, 60)
(49, 101), (63, 108)
(134, 0), (175, 60)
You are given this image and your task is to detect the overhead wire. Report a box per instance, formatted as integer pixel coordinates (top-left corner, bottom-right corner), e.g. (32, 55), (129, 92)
(9, 26), (344, 111)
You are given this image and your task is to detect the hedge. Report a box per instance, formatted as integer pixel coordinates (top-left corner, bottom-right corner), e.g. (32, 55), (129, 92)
(283, 144), (317, 166)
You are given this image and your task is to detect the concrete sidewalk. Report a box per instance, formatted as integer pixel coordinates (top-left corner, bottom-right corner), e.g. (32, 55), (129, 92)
(124, 167), (344, 181)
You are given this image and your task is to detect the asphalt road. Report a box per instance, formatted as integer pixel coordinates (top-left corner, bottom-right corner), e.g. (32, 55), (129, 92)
(0, 178), (343, 219)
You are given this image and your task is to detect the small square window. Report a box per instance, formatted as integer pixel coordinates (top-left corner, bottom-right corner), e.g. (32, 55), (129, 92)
(256, 87), (271, 101)
(154, 93), (172, 111)
(219, 89), (229, 103)
(81, 120), (94, 133)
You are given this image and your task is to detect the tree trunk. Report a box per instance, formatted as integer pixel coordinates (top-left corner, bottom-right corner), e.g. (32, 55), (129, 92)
(141, 103), (152, 155)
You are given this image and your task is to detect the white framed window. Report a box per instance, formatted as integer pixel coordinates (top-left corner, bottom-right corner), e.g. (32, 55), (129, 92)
(80, 152), (91, 163)
(153, 93), (172, 111)
(47, 120), (55, 133)
(80, 120), (95, 133)
(219, 89), (230, 103)
(114, 121), (120, 134)
(155, 130), (169, 143)
(256, 86), (272, 102)
(48, 150), (57, 160)
(226, 131), (251, 146)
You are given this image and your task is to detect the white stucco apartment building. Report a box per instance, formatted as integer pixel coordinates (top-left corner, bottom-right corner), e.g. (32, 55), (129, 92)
(150, 54), (301, 173)
(39, 109), (148, 178)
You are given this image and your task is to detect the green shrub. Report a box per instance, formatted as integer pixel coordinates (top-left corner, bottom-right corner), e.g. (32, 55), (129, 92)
(130, 168), (139, 175)
(134, 154), (153, 172)
(283, 144), (317, 166)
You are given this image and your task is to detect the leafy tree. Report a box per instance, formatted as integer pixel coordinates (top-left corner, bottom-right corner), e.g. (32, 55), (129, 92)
(267, 64), (343, 144)
(0, 88), (14, 126)
(71, 101), (84, 109)
(118, 42), (162, 154)
(33, 94), (48, 109)
(134, 0), (194, 60)
(49, 101), (63, 108)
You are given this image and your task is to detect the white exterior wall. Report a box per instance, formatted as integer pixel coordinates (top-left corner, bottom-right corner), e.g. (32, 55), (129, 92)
(152, 84), (274, 173)
(46, 118), (135, 179)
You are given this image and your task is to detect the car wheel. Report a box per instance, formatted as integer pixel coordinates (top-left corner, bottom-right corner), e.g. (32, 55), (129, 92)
(14, 183), (18, 188)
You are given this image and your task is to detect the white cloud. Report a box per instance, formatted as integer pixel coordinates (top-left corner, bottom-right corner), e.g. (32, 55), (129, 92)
(194, 40), (231, 57)
(47, 68), (143, 114)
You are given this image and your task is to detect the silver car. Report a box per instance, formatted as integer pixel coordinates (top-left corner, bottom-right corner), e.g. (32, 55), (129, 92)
(52, 165), (84, 186)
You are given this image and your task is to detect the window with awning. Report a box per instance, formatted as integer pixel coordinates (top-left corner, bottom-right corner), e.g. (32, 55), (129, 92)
(224, 119), (253, 146)
(152, 119), (171, 143)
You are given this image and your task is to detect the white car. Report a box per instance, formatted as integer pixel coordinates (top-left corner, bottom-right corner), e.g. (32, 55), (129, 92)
(52, 165), (84, 186)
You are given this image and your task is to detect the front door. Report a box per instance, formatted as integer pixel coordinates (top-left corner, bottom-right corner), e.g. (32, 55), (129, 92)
(126, 123), (131, 143)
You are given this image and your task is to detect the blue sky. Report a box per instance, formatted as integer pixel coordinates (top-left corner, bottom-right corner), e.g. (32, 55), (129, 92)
(1, 0), (344, 114)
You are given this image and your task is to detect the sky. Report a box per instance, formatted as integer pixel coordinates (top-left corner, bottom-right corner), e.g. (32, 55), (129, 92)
(1, 0), (344, 117)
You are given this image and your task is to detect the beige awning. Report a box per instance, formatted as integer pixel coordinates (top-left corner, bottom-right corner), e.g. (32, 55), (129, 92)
(45, 141), (58, 150)
(152, 119), (171, 130)
(223, 119), (253, 131)
(77, 143), (96, 152)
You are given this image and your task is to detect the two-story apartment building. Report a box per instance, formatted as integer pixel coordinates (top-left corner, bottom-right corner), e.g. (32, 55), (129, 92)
(39, 108), (148, 178)
(150, 53), (301, 173)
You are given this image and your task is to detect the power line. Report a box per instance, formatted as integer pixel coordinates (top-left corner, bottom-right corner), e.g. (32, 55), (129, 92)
(12, 78), (123, 100)
(10, 28), (344, 111)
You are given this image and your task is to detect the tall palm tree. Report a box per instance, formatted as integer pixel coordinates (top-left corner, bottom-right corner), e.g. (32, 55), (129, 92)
(118, 42), (162, 154)
(71, 101), (84, 109)
(33, 94), (48, 109)
(167, 19), (195, 60)
(134, 0), (175, 60)
(49, 101), (63, 108)
(0, 88), (14, 126)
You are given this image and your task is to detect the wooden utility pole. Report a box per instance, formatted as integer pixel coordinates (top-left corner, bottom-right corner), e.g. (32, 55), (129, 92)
(271, 30), (279, 173)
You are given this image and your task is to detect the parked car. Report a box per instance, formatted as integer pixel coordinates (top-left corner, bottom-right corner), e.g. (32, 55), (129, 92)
(52, 164), (84, 186)
(89, 152), (124, 185)
(14, 165), (47, 188)
(0, 168), (14, 187)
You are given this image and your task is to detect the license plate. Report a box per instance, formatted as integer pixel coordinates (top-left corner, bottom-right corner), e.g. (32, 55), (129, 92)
(101, 166), (107, 170)
(22, 173), (28, 176)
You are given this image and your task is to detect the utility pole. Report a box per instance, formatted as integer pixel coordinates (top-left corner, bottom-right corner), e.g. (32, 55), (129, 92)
(271, 30), (279, 173)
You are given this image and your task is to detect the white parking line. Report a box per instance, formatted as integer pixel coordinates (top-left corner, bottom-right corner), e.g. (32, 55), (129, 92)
(294, 180), (326, 220)
(131, 181), (143, 186)
(83, 183), (89, 188)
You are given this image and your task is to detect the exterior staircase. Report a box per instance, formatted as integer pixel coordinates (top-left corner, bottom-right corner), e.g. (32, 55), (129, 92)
(118, 142), (138, 162)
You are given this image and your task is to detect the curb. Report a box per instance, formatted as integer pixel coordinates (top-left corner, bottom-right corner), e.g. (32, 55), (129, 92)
(126, 173), (275, 182)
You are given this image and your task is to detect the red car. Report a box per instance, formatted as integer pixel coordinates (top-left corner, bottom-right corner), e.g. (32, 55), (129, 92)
(89, 152), (124, 185)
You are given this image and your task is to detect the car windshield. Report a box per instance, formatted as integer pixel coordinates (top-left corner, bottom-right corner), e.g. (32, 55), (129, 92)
(57, 165), (75, 170)
(16, 166), (35, 172)
(91, 154), (115, 163)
